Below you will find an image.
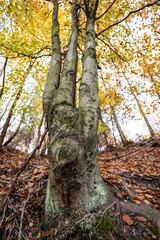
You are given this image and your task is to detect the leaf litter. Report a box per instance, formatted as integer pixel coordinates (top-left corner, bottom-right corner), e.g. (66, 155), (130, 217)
(0, 138), (159, 239)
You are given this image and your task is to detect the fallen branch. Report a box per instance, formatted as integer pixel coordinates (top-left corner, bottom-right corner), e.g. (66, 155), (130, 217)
(18, 192), (30, 240)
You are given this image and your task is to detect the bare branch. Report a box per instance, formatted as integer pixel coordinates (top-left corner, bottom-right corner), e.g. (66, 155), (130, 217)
(93, 0), (99, 18)
(0, 44), (51, 59)
(96, 35), (125, 61)
(96, 0), (117, 20)
(97, 0), (159, 36)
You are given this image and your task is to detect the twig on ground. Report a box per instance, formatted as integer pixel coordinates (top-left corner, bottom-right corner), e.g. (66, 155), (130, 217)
(0, 129), (48, 213)
(18, 192), (30, 240)
(7, 219), (15, 240)
(0, 203), (7, 228)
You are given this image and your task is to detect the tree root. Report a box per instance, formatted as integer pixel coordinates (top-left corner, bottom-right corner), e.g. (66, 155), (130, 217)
(120, 200), (160, 229)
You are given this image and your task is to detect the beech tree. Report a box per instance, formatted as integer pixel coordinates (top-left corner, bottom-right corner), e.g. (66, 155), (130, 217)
(42, 0), (159, 225)
(43, 0), (109, 224)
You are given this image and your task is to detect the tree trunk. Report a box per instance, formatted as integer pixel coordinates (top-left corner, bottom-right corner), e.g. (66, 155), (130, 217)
(43, 0), (108, 226)
(3, 111), (25, 146)
(0, 88), (23, 150)
(126, 23), (160, 100)
(132, 91), (155, 138)
(0, 57), (8, 99)
(111, 106), (129, 147)
(0, 60), (34, 151)
(33, 113), (44, 158)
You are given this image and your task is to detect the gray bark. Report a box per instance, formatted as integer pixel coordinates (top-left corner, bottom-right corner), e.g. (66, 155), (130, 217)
(3, 112), (24, 146)
(132, 91), (155, 138)
(0, 60), (34, 151)
(0, 57), (8, 99)
(43, 0), (108, 226)
(111, 106), (129, 146)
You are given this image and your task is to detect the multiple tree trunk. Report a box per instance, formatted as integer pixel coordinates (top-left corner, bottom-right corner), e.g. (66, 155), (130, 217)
(43, 0), (108, 225)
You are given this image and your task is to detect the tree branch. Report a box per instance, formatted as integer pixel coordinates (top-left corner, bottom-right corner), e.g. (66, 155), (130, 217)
(96, 35), (125, 61)
(97, 0), (159, 36)
(0, 44), (51, 59)
(96, 0), (117, 20)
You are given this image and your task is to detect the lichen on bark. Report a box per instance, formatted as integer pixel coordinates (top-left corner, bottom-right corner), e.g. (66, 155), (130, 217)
(43, 0), (108, 226)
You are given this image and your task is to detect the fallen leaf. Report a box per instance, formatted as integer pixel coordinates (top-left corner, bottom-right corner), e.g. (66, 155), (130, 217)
(117, 192), (123, 199)
(134, 199), (141, 205)
(33, 169), (39, 175)
(23, 190), (29, 200)
(157, 200), (160, 206)
(144, 199), (151, 205)
(37, 233), (41, 239)
(121, 191), (129, 197)
(136, 216), (148, 223)
(122, 215), (134, 225)
(42, 230), (50, 237)
(145, 194), (153, 199)
(53, 228), (58, 235)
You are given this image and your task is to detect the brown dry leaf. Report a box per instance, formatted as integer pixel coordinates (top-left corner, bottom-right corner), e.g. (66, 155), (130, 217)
(117, 192), (123, 199)
(136, 216), (148, 223)
(37, 233), (41, 239)
(53, 228), (58, 235)
(121, 191), (129, 197)
(122, 215), (134, 225)
(145, 194), (153, 199)
(29, 222), (34, 227)
(145, 168), (151, 174)
(33, 169), (39, 175)
(134, 199), (141, 205)
(42, 230), (50, 237)
(144, 199), (151, 205)
(155, 205), (160, 210)
(157, 200), (160, 206)
(137, 195), (145, 201)
(23, 190), (29, 200)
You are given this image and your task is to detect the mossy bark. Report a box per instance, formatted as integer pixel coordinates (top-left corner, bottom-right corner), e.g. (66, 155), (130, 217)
(43, 0), (108, 227)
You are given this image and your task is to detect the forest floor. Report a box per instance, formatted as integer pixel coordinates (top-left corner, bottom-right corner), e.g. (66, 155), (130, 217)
(0, 137), (160, 239)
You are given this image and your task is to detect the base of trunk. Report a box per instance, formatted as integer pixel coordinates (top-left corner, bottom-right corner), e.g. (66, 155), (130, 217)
(45, 148), (108, 227)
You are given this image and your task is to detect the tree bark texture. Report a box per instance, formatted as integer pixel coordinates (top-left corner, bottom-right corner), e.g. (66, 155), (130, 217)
(43, 0), (108, 225)
(111, 106), (129, 147)
(0, 57), (8, 99)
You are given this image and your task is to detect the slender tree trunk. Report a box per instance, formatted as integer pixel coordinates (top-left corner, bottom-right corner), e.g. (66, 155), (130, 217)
(0, 60), (34, 151)
(40, 133), (48, 157)
(34, 113), (44, 158)
(0, 97), (12, 122)
(0, 57), (8, 99)
(126, 23), (160, 100)
(43, 0), (108, 225)
(0, 87), (23, 150)
(3, 116), (23, 146)
(111, 59), (155, 138)
(132, 91), (155, 137)
(111, 106), (129, 146)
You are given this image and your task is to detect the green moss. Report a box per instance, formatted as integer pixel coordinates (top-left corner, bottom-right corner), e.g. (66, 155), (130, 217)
(96, 212), (120, 239)
(110, 187), (118, 194)
(75, 212), (120, 240)
(151, 223), (160, 238)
